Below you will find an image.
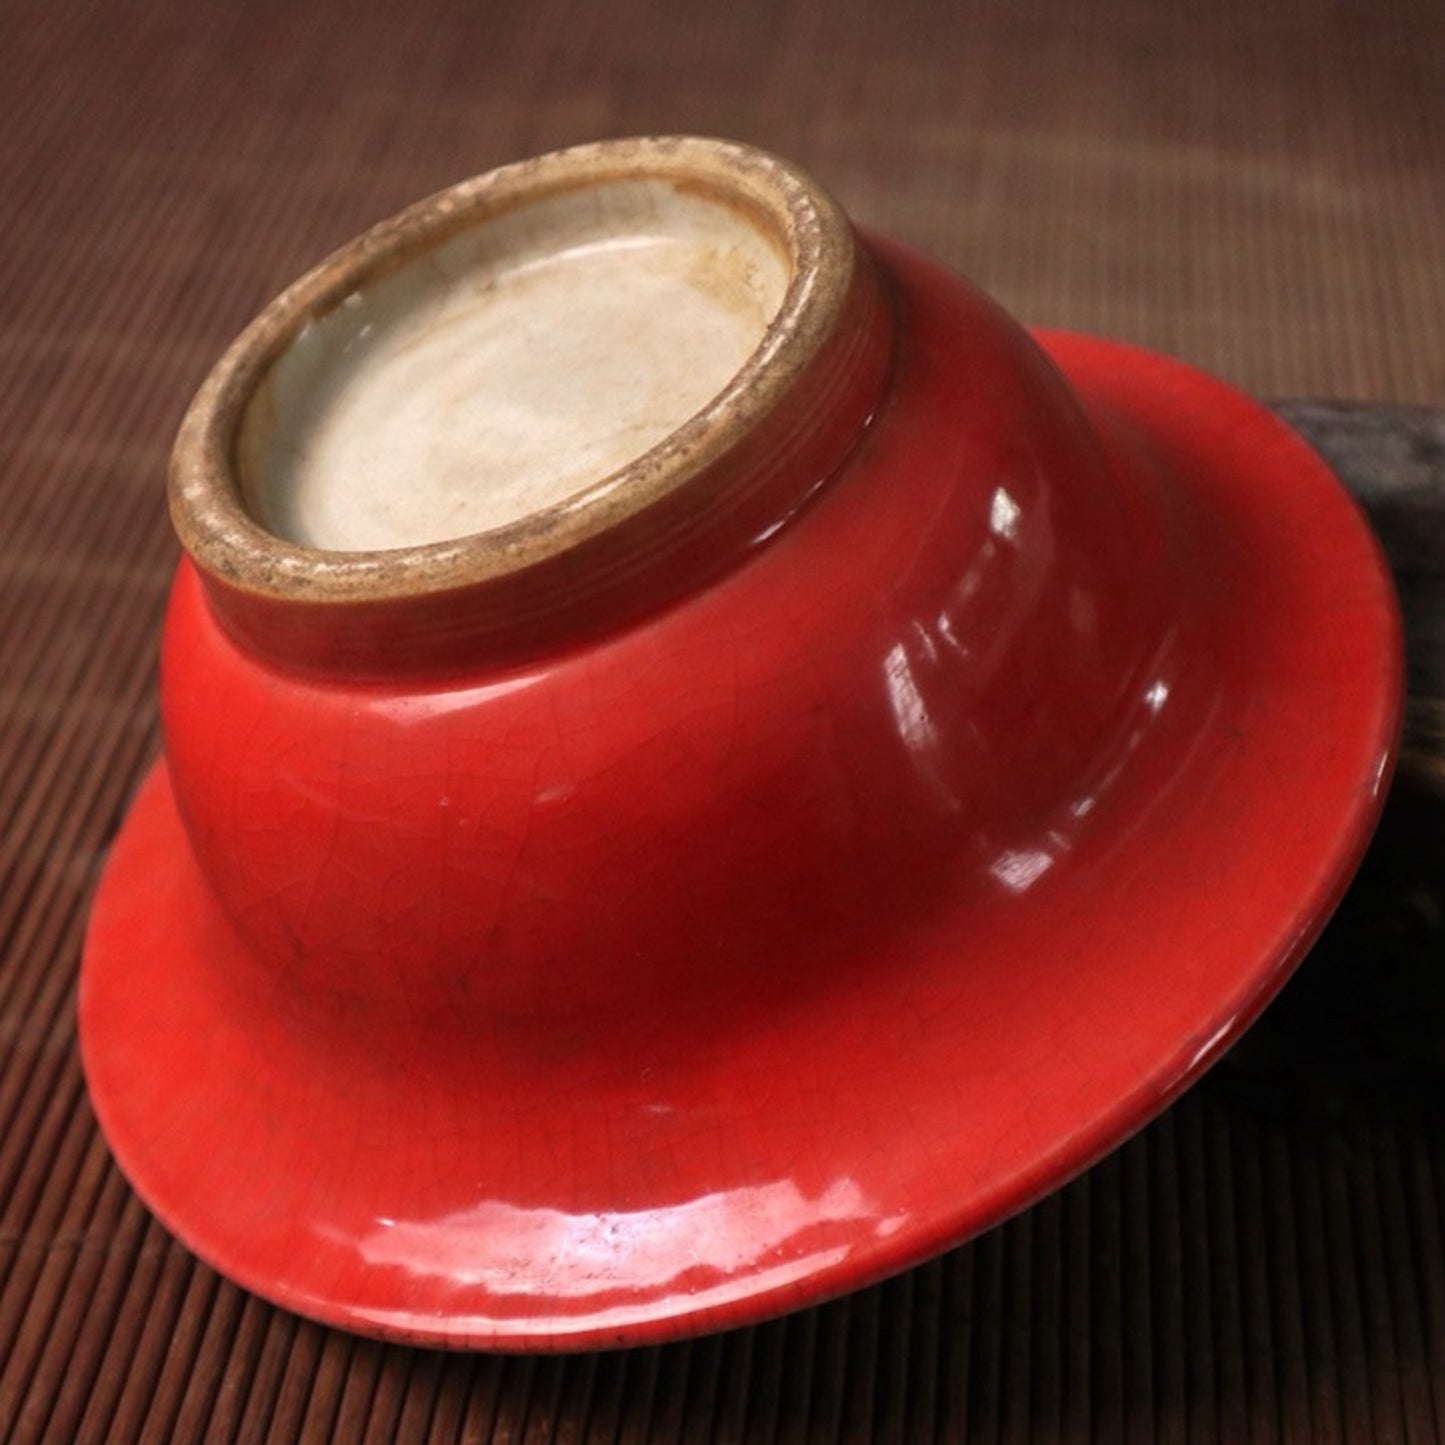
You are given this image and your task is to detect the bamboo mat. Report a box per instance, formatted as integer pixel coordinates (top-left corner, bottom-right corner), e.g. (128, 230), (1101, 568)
(2, 0), (1444, 1439)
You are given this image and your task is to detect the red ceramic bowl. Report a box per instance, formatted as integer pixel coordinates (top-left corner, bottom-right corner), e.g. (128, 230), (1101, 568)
(80, 137), (1402, 1350)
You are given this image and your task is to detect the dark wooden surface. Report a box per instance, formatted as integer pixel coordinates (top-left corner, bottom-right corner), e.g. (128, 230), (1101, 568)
(3, 0), (1444, 1439)
(1275, 403), (1445, 795)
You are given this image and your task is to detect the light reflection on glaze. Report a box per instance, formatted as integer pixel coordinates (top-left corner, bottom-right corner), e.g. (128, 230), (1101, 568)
(988, 485), (1022, 541)
(333, 1175), (898, 1301)
(868, 384), (1191, 900)
(975, 654), (1195, 898)
(883, 643), (946, 763)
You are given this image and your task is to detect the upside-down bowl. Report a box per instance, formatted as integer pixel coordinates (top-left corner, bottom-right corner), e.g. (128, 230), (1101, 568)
(80, 136), (1402, 1350)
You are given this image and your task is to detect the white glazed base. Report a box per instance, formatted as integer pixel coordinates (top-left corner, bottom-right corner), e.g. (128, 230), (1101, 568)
(246, 179), (790, 552)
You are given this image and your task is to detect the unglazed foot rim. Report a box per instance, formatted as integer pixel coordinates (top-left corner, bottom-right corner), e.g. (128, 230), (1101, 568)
(170, 136), (861, 608)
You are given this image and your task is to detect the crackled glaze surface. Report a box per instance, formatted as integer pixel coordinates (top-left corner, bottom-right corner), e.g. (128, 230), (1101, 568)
(80, 141), (1402, 1351)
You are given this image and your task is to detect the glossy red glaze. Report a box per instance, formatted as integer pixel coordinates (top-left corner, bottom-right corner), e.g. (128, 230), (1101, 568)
(81, 238), (1402, 1350)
